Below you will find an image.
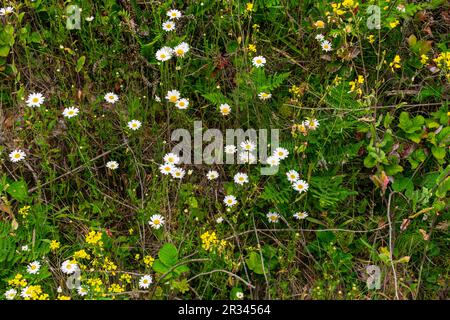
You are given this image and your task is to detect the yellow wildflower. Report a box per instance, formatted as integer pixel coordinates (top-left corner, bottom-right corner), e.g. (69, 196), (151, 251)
(143, 255), (155, 267)
(50, 240), (60, 251)
(248, 44), (257, 53)
(389, 20), (400, 28)
(18, 205), (31, 218)
(58, 295), (71, 300)
(420, 54), (428, 65)
(367, 35), (375, 44)
(108, 283), (124, 293)
(389, 55), (401, 71)
(74, 249), (91, 260)
(120, 273), (132, 284)
(8, 273), (27, 287)
(246, 3), (254, 12)
(314, 20), (325, 28)
(85, 230), (103, 246)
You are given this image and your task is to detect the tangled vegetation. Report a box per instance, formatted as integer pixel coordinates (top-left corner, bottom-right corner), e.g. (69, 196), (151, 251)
(0, 0), (449, 300)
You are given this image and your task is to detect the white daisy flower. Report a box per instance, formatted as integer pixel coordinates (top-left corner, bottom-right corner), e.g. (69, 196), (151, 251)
(139, 275), (153, 289)
(252, 56), (266, 68)
(267, 212), (280, 223)
(61, 260), (78, 275)
(154, 95), (161, 102)
(224, 145), (237, 154)
(163, 153), (180, 165)
(321, 40), (332, 52)
(234, 172), (249, 185)
(166, 90), (180, 103)
(104, 92), (119, 104)
(216, 217), (224, 224)
(273, 147), (289, 160)
(266, 155), (280, 167)
(85, 16), (94, 22)
(127, 119), (142, 131)
(27, 261), (41, 274)
(240, 140), (256, 152)
(294, 211), (308, 220)
(77, 286), (88, 296)
(148, 214), (165, 230)
(62, 106), (79, 118)
(167, 9), (182, 20)
(219, 103), (231, 116)
(21, 245), (29, 252)
(159, 163), (175, 175)
(21, 286), (33, 299)
(171, 167), (185, 179)
(293, 179), (309, 193)
(286, 170), (299, 183)
(156, 46), (173, 61)
(315, 34), (325, 41)
(238, 152), (256, 164)
(236, 291), (244, 299)
(258, 92), (272, 100)
(4, 289), (17, 300)
(26, 92), (45, 108)
(206, 170), (219, 180)
(0, 7), (14, 16)
(9, 149), (26, 163)
(162, 20), (176, 31)
(223, 195), (237, 207)
(106, 161), (119, 170)
(173, 42), (190, 58)
(303, 118), (320, 130)
(175, 98), (189, 109)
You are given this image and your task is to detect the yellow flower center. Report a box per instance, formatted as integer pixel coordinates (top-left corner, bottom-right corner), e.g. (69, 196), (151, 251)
(176, 49), (184, 55)
(14, 153), (21, 158)
(32, 97), (39, 103)
(153, 219), (160, 225)
(160, 54), (166, 59)
(256, 59), (262, 64)
(169, 96), (177, 102)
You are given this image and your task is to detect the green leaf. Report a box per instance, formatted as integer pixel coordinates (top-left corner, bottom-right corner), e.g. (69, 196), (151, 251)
(431, 146), (446, 160)
(6, 180), (28, 202)
(152, 259), (170, 274)
(75, 55), (86, 73)
(158, 243), (178, 267)
(0, 46), (10, 57)
(174, 265), (190, 275)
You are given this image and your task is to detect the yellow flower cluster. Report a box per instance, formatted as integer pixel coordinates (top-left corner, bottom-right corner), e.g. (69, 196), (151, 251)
(85, 230), (103, 246)
(74, 249), (91, 260)
(120, 273), (132, 284)
(103, 257), (118, 275)
(200, 231), (227, 252)
(23, 285), (48, 300)
(420, 54), (429, 65)
(349, 75), (365, 96)
(18, 205), (31, 218)
(57, 295), (71, 300)
(50, 240), (60, 251)
(434, 52), (450, 80)
(248, 44), (256, 53)
(289, 83), (308, 98)
(143, 255), (155, 267)
(87, 278), (103, 293)
(389, 20), (400, 28)
(342, 0), (358, 9)
(246, 3), (253, 12)
(8, 273), (27, 287)
(108, 283), (124, 293)
(389, 55), (401, 71)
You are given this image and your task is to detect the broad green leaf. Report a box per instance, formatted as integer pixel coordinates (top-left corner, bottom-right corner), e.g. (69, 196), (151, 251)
(158, 243), (178, 267)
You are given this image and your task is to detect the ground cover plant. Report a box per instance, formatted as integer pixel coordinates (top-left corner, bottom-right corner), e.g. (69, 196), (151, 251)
(0, 0), (449, 300)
